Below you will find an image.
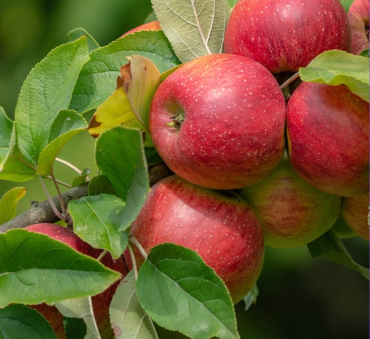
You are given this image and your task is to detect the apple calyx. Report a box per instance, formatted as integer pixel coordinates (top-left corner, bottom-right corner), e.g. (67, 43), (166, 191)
(167, 111), (185, 130)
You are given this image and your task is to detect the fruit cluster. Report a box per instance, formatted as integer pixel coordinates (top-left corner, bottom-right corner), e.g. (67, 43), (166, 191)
(13, 0), (368, 337)
(127, 0), (369, 303)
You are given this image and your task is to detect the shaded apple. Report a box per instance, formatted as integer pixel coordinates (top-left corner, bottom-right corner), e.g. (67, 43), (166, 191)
(149, 53), (286, 190)
(224, 0), (351, 73)
(127, 175), (265, 304)
(25, 223), (127, 339)
(121, 20), (161, 37)
(238, 155), (341, 248)
(348, 0), (369, 55)
(286, 82), (369, 197)
(341, 193), (369, 241)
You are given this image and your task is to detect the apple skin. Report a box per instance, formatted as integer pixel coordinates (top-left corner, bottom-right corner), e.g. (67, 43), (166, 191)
(238, 155), (341, 248)
(224, 0), (351, 73)
(348, 0), (369, 55)
(149, 53), (286, 190)
(286, 82), (369, 197)
(341, 193), (369, 241)
(25, 223), (128, 339)
(127, 175), (265, 304)
(121, 21), (161, 37)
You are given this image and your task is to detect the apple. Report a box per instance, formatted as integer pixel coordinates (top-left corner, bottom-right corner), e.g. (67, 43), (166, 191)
(286, 82), (369, 197)
(341, 193), (369, 241)
(224, 0), (351, 73)
(25, 223), (128, 339)
(121, 20), (161, 37)
(348, 0), (369, 55)
(238, 155), (341, 248)
(127, 175), (265, 304)
(149, 53), (286, 190)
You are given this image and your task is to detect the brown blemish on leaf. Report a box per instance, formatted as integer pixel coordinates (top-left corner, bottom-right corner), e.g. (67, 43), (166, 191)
(119, 63), (133, 94)
(88, 115), (102, 138)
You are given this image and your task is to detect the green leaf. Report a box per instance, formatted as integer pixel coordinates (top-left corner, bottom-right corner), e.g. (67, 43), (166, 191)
(64, 317), (87, 339)
(0, 304), (57, 339)
(243, 284), (259, 312)
(360, 49), (369, 58)
(0, 145), (36, 182)
(70, 31), (181, 113)
(56, 297), (101, 339)
(227, 0), (239, 8)
(339, 0), (354, 12)
(72, 167), (92, 187)
(0, 107), (14, 171)
(152, 0), (230, 63)
(0, 229), (121, 308)
(136, 243), (239, 339)
(0, 187), (27, 224)
(15, 37), (90, 165)
(299, 50), (369, 102)
(95, 127), (150, 231)
(88, 175), (117, 196)
(307, 230), (369, 280)
(145, 147), (163, 167)
(69, 194), (129, 259)
(110, 270), (159, 339)
(68, 27), (100, 52)
(36, 110), (88, 176)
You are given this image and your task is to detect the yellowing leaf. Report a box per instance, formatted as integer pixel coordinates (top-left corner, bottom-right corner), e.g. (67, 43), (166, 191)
(122, 55), (161, 130)
(0, 187), (27, 224)
(88, 55), (162, 138)
(88, 87), (141, 138)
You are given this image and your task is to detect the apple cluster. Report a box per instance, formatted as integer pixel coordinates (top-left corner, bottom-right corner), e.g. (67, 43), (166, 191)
(128, 0), (369, 304)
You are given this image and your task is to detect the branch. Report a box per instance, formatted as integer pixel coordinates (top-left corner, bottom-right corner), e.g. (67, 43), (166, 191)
(0, 184), (88, 233)
(0, 164), (173, 233)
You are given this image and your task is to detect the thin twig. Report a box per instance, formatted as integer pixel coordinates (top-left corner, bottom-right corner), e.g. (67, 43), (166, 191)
(130, 236), (148, 260)
(280, 71), (300, 90)
(128, 243), (139, 280)
(55, 157), (83, 175)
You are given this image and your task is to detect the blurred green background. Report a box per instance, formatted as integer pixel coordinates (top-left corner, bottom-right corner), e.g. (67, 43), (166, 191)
(0, 1), (368, 338)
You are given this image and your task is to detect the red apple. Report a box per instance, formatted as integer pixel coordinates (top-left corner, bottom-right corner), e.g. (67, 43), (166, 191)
(238, 155), (342, 248)
(341, 193), (369, 241)
(149, 53), (286, 190)
(25, 223), (127, 339)
(348, 0), (369, 55)
(121, 21), (161, 37)
(224, 0), (351, 73)
(286, 82), (369, 197)
(127, 175), (265, 304)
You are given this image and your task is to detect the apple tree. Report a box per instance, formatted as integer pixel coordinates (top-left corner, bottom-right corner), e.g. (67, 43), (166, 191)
(0, 0), (368, 338)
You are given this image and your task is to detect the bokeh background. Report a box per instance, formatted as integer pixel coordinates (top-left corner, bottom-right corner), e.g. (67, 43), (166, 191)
(0, 1), (368, 338)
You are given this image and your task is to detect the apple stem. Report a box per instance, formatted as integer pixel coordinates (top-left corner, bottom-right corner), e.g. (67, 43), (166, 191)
(130, 236), (148, 260)
(50, 167), (67, 216)
(55, 157), (90, 180)
(96, 249), (108, 262)
(38, 175), (64, 220)
(279, 72), (300, 91)
(128, 243), (139, 280)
